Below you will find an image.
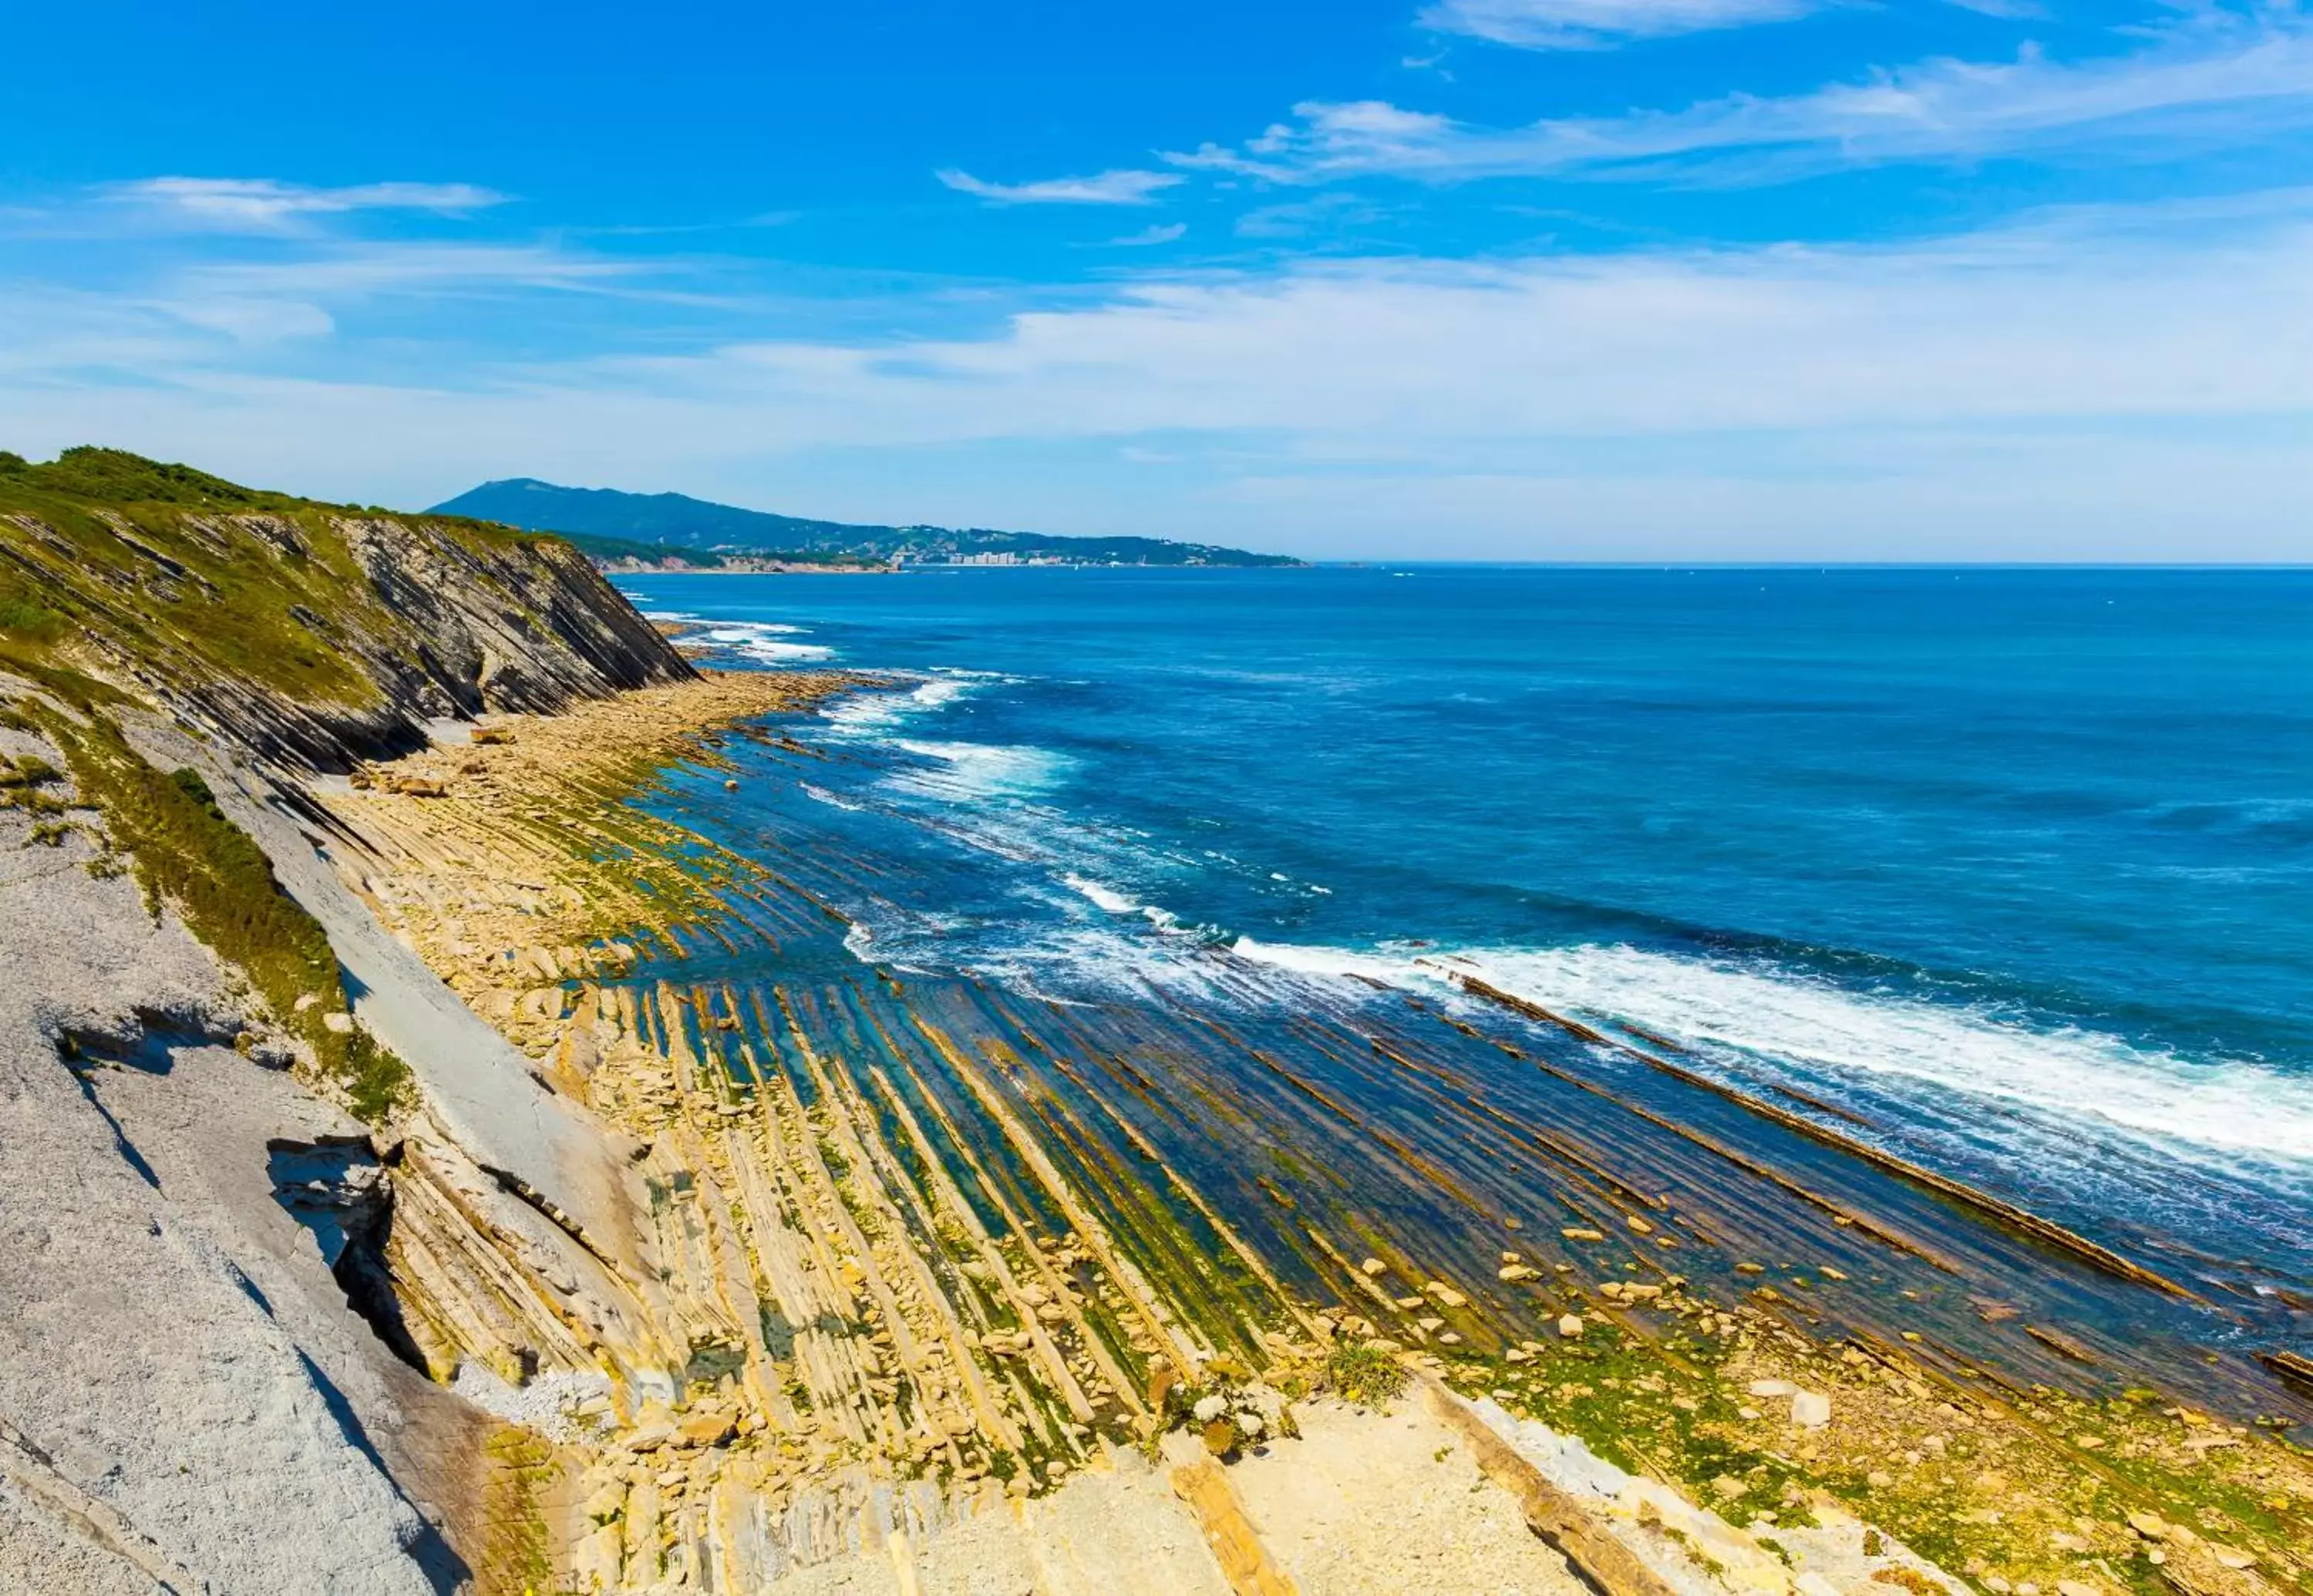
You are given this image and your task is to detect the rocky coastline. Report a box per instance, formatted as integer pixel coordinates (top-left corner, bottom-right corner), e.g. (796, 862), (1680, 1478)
(0, 450), (2305, 1595)
(293, 668), (2308, 1596)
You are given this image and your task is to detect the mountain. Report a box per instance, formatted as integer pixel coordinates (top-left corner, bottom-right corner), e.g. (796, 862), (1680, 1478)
(426, 476), (1303, 567)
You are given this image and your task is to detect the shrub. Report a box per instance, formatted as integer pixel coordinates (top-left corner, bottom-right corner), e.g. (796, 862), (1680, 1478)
(0, 596), (68, 642)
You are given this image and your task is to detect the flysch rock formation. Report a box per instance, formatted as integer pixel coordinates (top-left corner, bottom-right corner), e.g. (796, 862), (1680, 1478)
(3, 452), (2303, 1596)
(293, 688), (2278, 1596)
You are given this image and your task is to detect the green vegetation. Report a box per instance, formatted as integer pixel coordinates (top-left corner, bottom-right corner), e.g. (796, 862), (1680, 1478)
(0, 446), (591, 720)
(29, 706), (412, 1121)
(2, 445), (274, 507)
(0, 448), (664, 1119)
(476, 1426), (567, 1596)
(0, 752), (69, 816)
(1324, 1341), (1409, 1406)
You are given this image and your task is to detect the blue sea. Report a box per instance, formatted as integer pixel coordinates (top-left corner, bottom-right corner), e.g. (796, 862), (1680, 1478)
(614, 565), (2313, 1293)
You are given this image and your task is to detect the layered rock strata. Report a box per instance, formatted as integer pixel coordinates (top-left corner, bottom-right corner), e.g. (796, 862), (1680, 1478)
(302, 683), (2311, 1596)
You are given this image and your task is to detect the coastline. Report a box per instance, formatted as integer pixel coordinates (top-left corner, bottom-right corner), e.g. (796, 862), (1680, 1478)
(309, 665), (2311, 1596)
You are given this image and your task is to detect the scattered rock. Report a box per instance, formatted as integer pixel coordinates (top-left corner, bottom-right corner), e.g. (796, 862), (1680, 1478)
(677, 1412), (735, 1447)
(1791, 1390), (1832, 1428)
(1557, 1315), (1584, 1339)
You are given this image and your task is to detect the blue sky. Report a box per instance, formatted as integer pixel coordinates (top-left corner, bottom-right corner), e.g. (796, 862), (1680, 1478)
(5, 0), (2313, 558)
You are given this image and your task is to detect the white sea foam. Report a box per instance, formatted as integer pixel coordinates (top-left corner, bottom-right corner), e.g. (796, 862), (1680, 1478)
(1432, 943), (2313, 1172)
(1229, 937), (1411, 985)
(890, 739), (1073, 803)
(800, 783), (864, 813)
(1059, 873), (1190, 932)
(1218, 935), (2313, 1189)
(645, 616), (832, 661)
(739, 640), (837, 662)
(822, 674), (979, 735)
(1062, 874), (1143, 915)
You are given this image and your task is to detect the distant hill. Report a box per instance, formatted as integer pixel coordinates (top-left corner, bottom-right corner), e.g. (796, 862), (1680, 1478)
(426, 478), (1301, 568)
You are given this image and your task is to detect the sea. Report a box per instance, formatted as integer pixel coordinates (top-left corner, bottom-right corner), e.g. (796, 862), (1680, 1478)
(612, 564), (2313, 1301)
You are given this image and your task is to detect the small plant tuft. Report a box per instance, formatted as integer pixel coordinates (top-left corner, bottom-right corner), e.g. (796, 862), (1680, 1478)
(1324, 1342), (1408, 1407)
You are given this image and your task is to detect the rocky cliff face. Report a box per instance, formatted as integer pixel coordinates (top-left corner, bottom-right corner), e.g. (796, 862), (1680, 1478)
(0, 447), (694, 770)
(0, 449), (703, 1593)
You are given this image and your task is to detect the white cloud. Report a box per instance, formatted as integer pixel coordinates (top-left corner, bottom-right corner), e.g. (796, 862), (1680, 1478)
(1173, 17), (2313, 183)
(935, 168), (1184, 205)
(1420, 0), (1817, 51)
(169, 243), (641, 300)
(1107, 223), (1189, 246)
(645, 200), (2313, 447)
(0, 243), (657, 375)
(107, 177), (507, 231)
(9, 192), (2313, 557)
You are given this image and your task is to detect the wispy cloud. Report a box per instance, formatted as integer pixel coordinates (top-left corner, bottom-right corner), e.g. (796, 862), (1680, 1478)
(0, 242), (664, 375)
(935, 168), (1184, 205)
(23, 189), (2313, 453)
(169, 243), (640, 299)
(1106, 223), (1189, 246)
(1173, 15), (2313, 184)
(1419, 0), (1817, 51)
(106, 177), (507, 231)
(15, 167), (2313, 557)
(1234, 192), (1392, 239)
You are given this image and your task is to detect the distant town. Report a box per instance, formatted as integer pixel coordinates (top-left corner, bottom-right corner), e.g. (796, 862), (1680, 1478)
(430, 476), (1303, 571)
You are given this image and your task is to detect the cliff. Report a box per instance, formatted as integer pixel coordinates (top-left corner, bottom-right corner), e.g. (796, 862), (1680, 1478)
(0, 447), (695, 770)
(0, 448), (707, 1594)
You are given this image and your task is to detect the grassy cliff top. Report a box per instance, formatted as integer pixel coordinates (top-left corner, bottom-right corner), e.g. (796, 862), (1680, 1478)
(0, 446), (591, 717)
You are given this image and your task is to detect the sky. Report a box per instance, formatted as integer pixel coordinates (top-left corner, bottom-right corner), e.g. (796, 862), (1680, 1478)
(5, 0), (2313, 560)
